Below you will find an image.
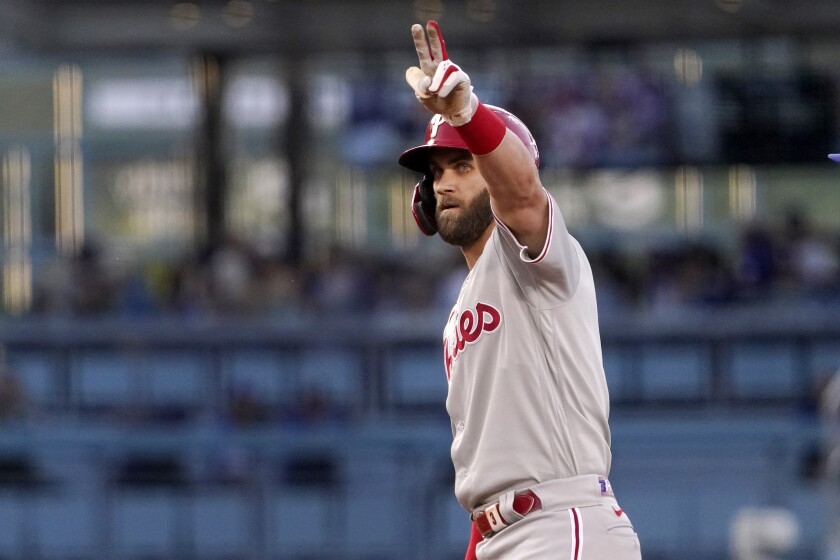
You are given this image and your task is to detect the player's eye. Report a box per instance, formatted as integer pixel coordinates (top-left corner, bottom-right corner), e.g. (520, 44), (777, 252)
(457, 162), (471, 173)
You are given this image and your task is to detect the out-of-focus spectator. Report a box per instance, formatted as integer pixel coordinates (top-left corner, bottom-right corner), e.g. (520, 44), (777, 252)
(34, 240), (119, 316)
(600, 68), (670, 167)
(383, 260), (439, 313)
(17, 207), (840, 319)
(434, 253), (469, 312)
(72, 241), (119, 315)
(142, 260), (183, 314)
(0, 364), (28, 421)
(825, 522), (840, 560)
(730, 507), (799, 560)
(815, 369), (840, 560)
(646, 243), (737, 309)
(817, 369), (840, 479)
(736, 223), (779, 302)
(302, 245), (377, 313)
(32, 259), (74, 315)
(206, 236), (257, 314)
(206, 445), (255, 485)
(227, 381), (268, 427)
(249, 256), (302, 315)
(646, 247), (685, 309)
(175, 258), (213, 316)
(545, 83), (609, 168)
(512, 66), (670, 169)
(285, 386), (348, 427)
(677, 244), (736, 306)
(779, 209), (839, 299)
(589, 248), (642, 314)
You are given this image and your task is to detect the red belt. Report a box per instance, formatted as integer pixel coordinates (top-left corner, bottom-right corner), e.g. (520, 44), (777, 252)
(471, 490), (542, 539)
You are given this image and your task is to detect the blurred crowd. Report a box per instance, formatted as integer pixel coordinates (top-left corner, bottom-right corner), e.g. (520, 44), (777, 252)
(505, 68), (672, 169)
(28, 236), (464, 319)
(25, 207), (840, 320)
(593, 208), (840, 314)
(19, 60), (837, 320)
(346, 64), (673, 171)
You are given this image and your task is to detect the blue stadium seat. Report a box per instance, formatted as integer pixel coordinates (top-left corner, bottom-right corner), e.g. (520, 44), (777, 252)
(190, 489), (251, 558)
(6, 351), (57, 411)
(223, 349), (297, 409)
(388, 347), (447, 408)
(74, 352), (136, 413)
(298, 348), (363, 410)
(639, 343), (710, 400)
(730, 342), (797, 398)
(269, 453), (345, 556)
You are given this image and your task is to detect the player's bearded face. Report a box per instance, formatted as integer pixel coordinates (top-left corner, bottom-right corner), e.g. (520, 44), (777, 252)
(435, 187), (493, 247)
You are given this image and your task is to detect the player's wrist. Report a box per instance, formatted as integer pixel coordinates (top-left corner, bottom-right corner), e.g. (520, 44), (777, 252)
(451, 99), (506, 156)
(440, 91), (477, 127)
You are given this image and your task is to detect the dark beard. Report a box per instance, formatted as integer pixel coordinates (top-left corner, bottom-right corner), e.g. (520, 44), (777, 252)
(436, 189), (493, 247)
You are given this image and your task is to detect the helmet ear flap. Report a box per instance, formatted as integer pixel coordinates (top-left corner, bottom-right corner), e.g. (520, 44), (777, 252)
(411, 177), (437, 236)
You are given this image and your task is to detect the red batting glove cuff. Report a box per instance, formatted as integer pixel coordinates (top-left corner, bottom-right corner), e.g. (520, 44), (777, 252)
(454, 102), (506, 156)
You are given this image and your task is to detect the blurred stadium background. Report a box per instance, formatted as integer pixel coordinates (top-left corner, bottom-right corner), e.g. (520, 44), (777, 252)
(0, 0), (840, 558)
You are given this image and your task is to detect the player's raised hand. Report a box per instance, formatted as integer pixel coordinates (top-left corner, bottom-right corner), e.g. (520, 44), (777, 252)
(406, 21), (477, 126)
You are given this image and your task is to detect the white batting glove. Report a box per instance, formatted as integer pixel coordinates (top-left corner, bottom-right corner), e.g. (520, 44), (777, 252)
(405, 21), (478, 127)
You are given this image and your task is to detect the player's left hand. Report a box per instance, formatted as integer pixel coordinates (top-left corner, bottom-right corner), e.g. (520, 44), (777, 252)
(406, 21), (477, 126)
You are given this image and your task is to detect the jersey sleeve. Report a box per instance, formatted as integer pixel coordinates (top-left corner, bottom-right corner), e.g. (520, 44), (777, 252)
(492, 190), (582, 308)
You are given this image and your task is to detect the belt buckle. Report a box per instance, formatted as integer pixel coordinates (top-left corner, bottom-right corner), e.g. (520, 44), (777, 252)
(472, 501), (508, 539)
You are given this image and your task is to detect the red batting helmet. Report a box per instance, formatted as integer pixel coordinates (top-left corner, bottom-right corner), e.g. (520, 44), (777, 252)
(398, 106), (540, 236)
(399, 105), (540, 173)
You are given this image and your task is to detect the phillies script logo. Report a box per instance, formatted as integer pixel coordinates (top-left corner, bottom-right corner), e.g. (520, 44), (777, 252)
(443, 302), (502, 379)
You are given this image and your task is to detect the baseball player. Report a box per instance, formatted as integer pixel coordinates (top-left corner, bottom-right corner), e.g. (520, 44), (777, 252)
(398, 21), (642, 559)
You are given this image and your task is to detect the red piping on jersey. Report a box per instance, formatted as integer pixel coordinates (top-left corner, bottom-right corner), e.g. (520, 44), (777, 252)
(530, 189), (554, 263)
(570, 507), (581, 560)
(492, 188), (553, 263)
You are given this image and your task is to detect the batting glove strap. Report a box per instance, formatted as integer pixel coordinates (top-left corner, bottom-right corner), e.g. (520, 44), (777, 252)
(440, 90), (478, 127)
(452, 101), (507, 155)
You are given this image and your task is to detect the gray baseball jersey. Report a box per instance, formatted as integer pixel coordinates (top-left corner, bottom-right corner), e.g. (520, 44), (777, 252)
(442, 191), (612, 512)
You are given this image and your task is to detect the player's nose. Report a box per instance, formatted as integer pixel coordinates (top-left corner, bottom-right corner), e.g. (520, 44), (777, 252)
(433, 170), (458, 195)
